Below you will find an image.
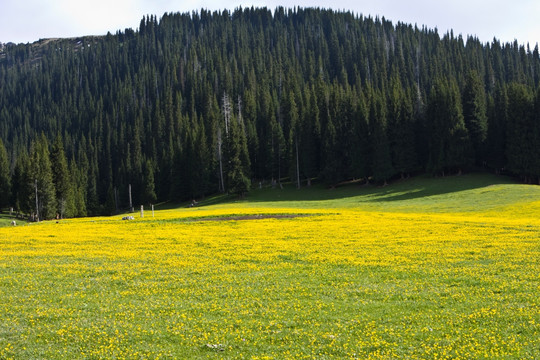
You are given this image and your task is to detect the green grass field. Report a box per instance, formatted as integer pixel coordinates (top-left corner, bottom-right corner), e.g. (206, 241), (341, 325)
(1, 173), (539, 359)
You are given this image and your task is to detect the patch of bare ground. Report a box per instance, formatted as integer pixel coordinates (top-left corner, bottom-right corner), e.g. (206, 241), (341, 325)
(193, 214), (314, 222)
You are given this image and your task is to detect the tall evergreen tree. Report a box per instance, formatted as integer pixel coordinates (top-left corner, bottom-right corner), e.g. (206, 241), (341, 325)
(486, 84), (508, 172)
(70, 158), (87, 217)
(349, 89), (371, 183)
(30, 135), (56, 220)
(462, 70), (488, 165)
(426, 78), (471, 175)
(369, 89), (394, 184)
(225, 115), (251, 196)
(387, 76), (418, 178)
(506, 83), (535, 182)
(11, 151), (33, 215)
(50, 136), (74, 218)
(0, 138), (11, 210)
(142, 159), (157, 205)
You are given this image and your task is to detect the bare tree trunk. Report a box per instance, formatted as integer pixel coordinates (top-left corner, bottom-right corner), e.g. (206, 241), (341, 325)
(217, 128), (225, 193)
(296, 137), (300, 189)
(34, 179), (39, 222)
(129, 184), (133, 212)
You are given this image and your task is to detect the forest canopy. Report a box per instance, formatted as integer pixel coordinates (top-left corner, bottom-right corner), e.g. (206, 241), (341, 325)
(1, 7), (540, 218)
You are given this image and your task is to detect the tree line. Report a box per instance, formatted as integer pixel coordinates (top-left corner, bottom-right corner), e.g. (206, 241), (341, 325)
(1, 7), (540, 218)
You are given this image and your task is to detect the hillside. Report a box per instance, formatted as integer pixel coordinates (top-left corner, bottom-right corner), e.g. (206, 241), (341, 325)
(1, 7), (540, 218)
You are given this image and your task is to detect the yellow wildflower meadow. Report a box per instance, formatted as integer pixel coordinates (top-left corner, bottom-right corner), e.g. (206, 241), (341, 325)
(0, 202), (539, 359)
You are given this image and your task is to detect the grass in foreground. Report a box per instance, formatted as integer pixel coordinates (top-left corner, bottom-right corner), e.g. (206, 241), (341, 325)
(0, 173), (539, 359)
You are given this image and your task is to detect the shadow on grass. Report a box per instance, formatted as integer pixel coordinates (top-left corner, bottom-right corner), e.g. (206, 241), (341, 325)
(152, 193), (238, 211)
(245, 173), (517, 204)
(0, 212), (29, 227)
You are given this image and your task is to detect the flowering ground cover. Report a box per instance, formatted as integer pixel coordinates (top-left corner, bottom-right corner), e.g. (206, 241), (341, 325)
(1, 174), (539, 359)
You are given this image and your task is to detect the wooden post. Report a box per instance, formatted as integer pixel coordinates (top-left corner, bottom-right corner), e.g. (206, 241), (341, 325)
(10, 207), (13, 216)
(152, 204), (154, 218)
(140, 205), (144, 218)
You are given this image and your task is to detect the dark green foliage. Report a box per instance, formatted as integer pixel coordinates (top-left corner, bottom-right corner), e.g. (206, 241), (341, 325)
(70, 159), (87, 217)
(369, 89), (395, 183)
(387, 75), (418, 178)
(0, 7), (540, 217)
(426, 79), (471, 175)
(0, 138), (10, 209)
(462, 70), (488, 165)
(142, 159), (157, 205)
(486, 84), (508, 171)
(50, 136), (75, 218)
(506, 83), (535, 182)
(30, 135), (56, 220)
(226, 117), (251, 196)
(348, 89), (370, 182)
(11, 150), (31, 214)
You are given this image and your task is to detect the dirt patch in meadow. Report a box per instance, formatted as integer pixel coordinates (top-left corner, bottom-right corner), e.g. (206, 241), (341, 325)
(194, 214), (314, 222)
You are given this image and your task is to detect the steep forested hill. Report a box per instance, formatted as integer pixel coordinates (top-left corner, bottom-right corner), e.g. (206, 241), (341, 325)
(0, 7), (539, 218)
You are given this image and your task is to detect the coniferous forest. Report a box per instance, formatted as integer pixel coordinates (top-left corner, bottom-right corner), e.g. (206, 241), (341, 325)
(1, 7), (540, 219)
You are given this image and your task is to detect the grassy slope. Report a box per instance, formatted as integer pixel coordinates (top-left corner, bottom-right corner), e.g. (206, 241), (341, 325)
(1, 172), (539, 359)
(238, 173), (540, 213)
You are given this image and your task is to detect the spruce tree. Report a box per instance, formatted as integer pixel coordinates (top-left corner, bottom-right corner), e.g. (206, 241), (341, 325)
(11, 150), (32, 215)
(299, 86), (321, 185)
(506, 83), (535, 182)
(462, 70), (488, 165)
(369, 89), (394, 184)
(142, 159), (157, 205)
(349, 89), (371, 183)
(0, 138), (11, 210)
(387, 76), (418, 178)
(226, 117), (250, 197)
(486, 84), (508, 172)
(426, 78), (471, 175)
(50, 136), (73, 218)
(30, 135), (56, 220)
(445, 79), (471, 173)
(70, 158), (87, 217)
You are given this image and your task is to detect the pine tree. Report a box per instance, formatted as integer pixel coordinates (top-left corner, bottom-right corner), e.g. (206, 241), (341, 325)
(0, 138), (11, 210)
(349, 89), (371, 183)
(299, 86), (321, 185)
(70, 158), (87, 217)
(369, 89), (394, 184)
(50, 136), (73, 218)
(30, 135), (56, 220)
(506, 83), (535, 182)
(426, 78), (471, 175)
(320, 114), (339, 185)
(285, 90), (300, 188)
(387, 75), (418, 178)
(226, 117), (251, 196)
(11, 150), (32, 215)
(142, 159), (157, 205)
(486, 84), (507, 172)
(532, 86), (540, 182)
(462, 70), (488, 165)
